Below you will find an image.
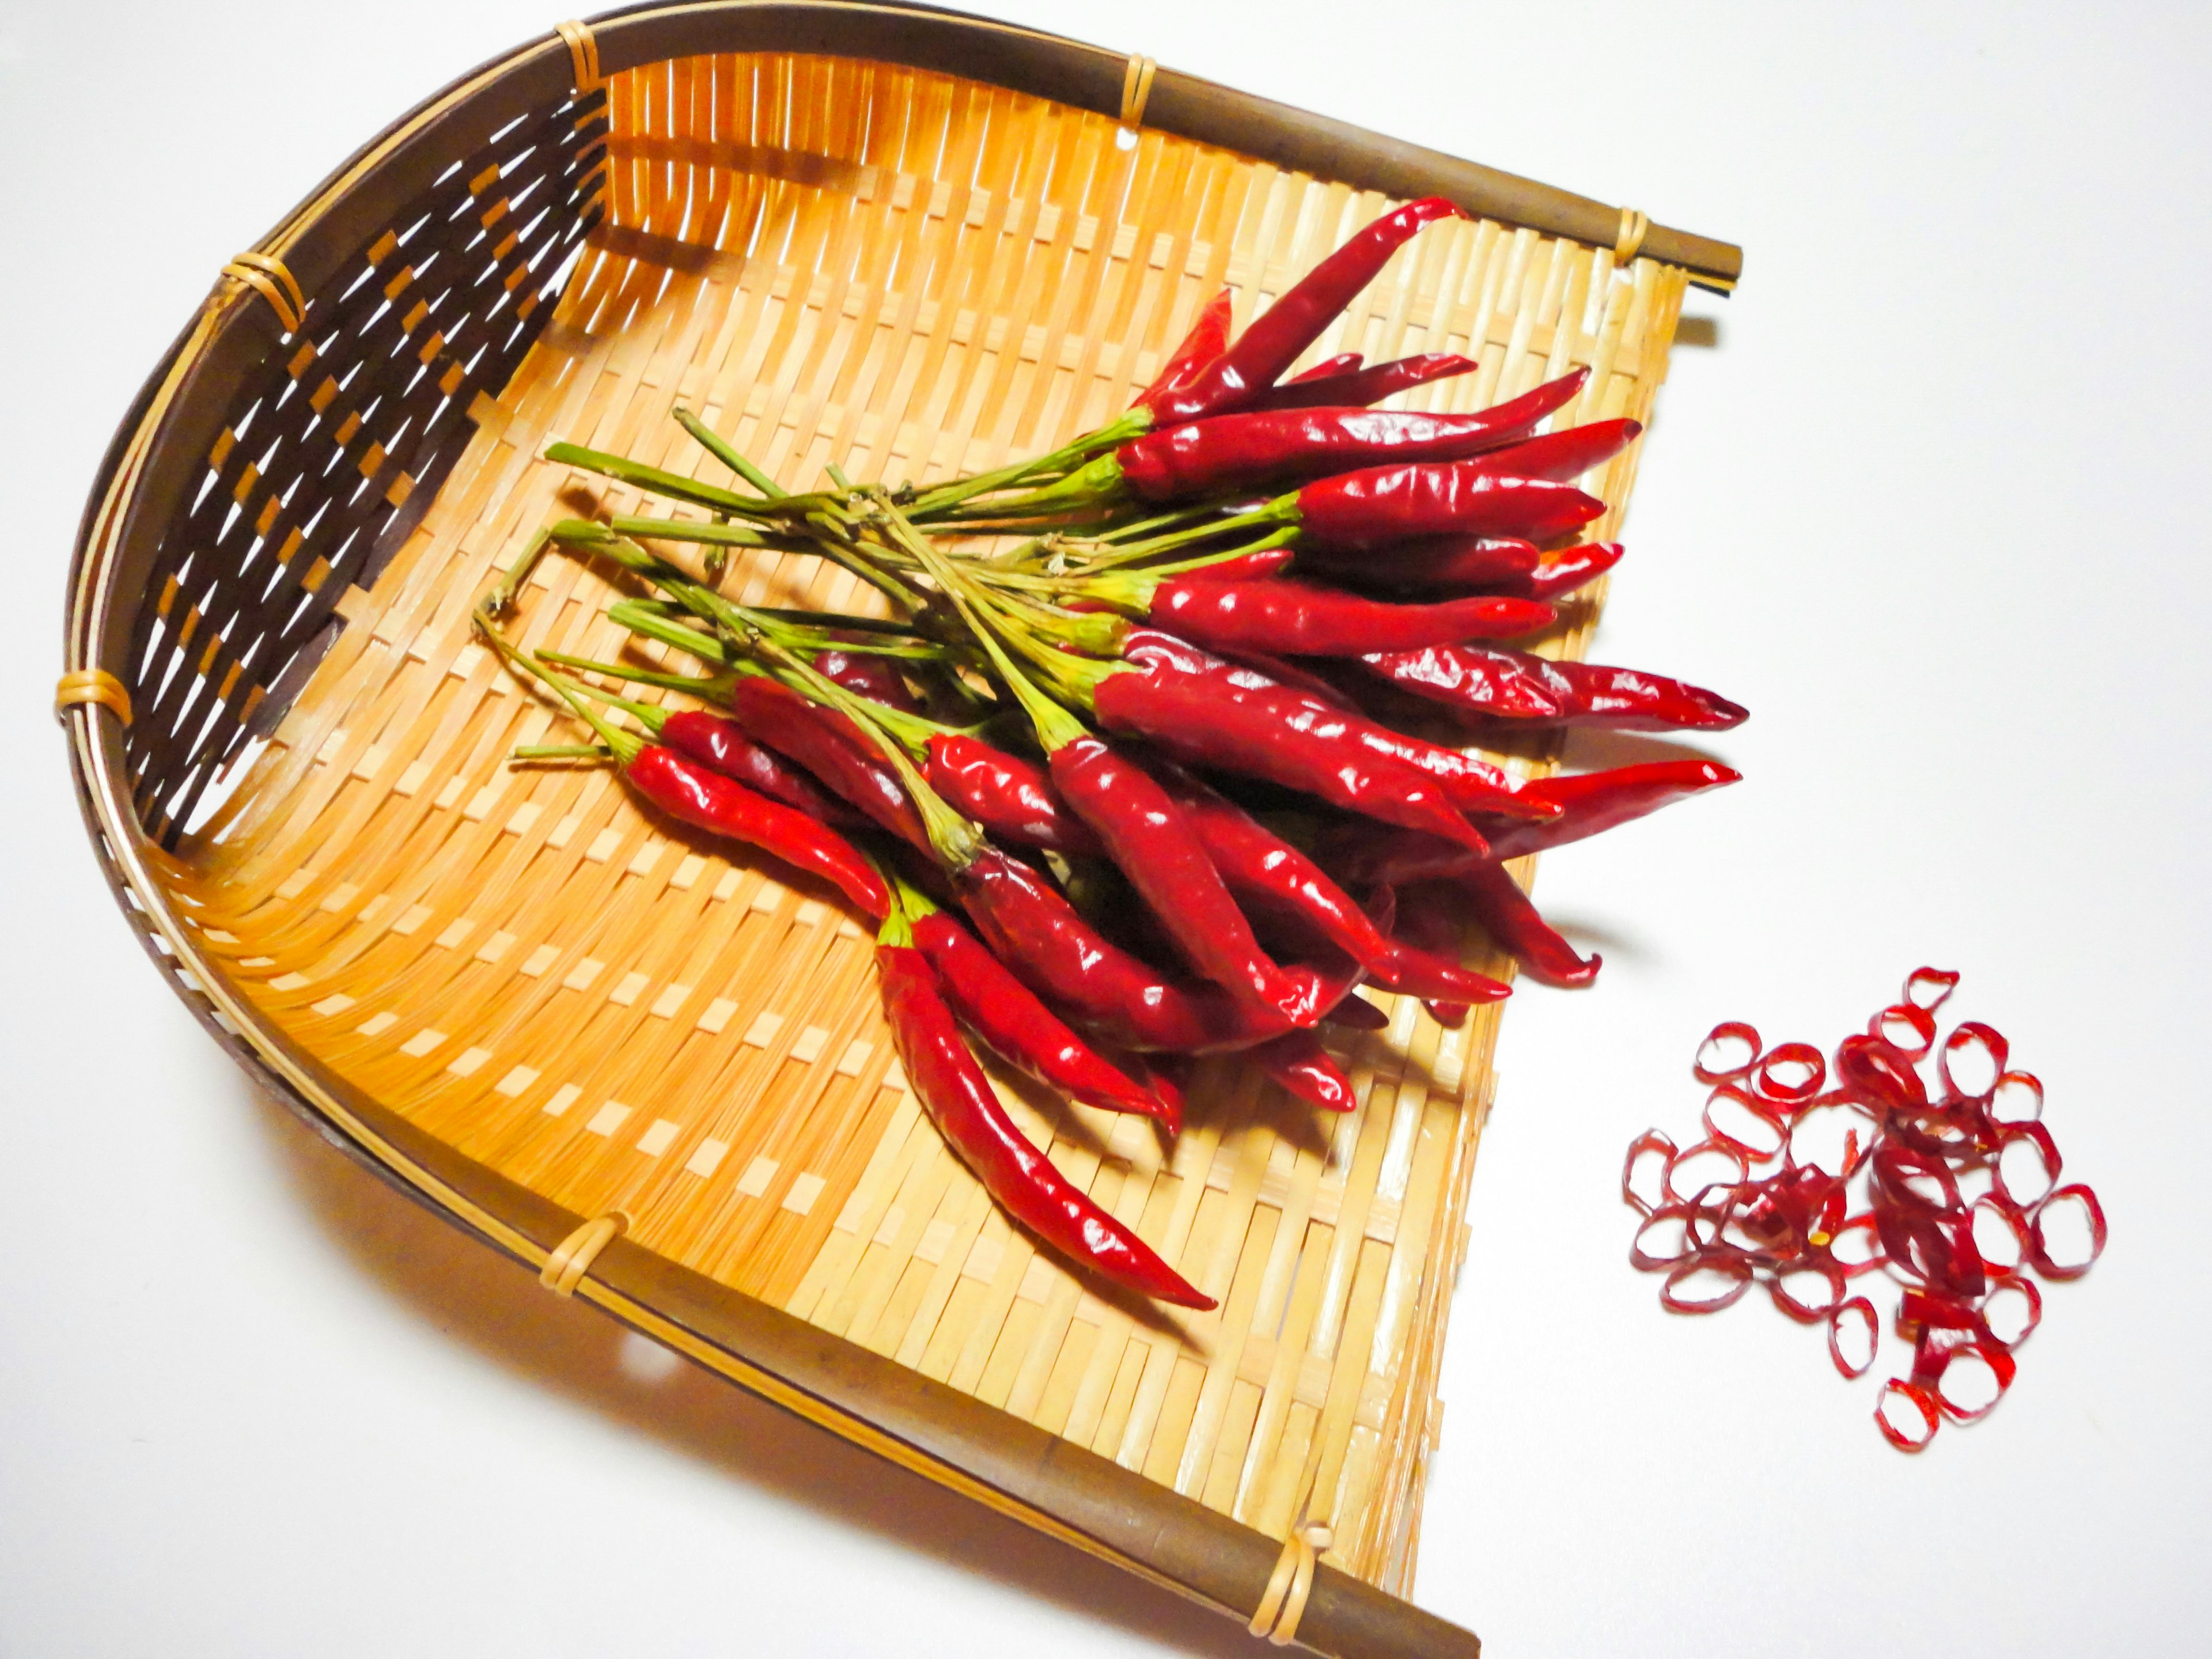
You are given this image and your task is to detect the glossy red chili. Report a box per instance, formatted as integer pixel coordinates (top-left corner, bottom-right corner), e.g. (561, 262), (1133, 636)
(1287, 351), (1364, 384)
(655, 708), (859, 825)
(1482, 760), (1743, 861)
(922, 733), (1101, 856)
(1143, 577), (1553, 656)
(726, 677), (929, 850)
(1048, 735), (1311, 1025)
(1299, 536), (1542, 594)
(1253, 1029), (1357, 1112)
(1138, 286), (1232, 404)
(1517, 541), (1625, 601)
(1090, 658), (1492, 851)
(1118, 371), (1593, 501)
(1243, 352), (1482, 415)
(625, 745), (889, 918)
(1291, 462), (1607, 550)
(1450, 418), (1641, 487)
(811, 646), (919, 712)
(910, 908), (1175, 1128)
(1149, 759), (1392, 968)
(876, 937), (1213, 1308)
(1447, 863), (1600, 986)
(1361, 643), (1747, 731)
(1146, 198), (1468, 425)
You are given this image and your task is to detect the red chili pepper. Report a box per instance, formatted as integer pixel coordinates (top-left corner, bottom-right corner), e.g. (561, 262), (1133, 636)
(1242, 352), (1483, 415)
(1185, 546), (1296, 585)
(1448, 418), (1641, 487)
(1145, 198), (1468, 425)
(1111, 633), (1547, 823)
(811, 646), (918, 712)
(1048, 734), (1312, 1026)
(1368, 936), (1511, 1009)
(1287, 351), (1364, 383)
(1361, 643), (1746, 732)
(909, 907), (1175, 1129)
(1253, 1029), (1357, 1112)
(1298, 536), (1542, 594)
(1090, 658), (1493, 851)
(922, 733), (1102, 857)
(654, 708), (860, 826)
(1446, 863), (1600, 986)
(1142, 577), (1554, 656)
(726, 676), (928, 851)
(1148, 759), (1393, 968)
(956, 849), (1353, 1054)
(1118, 372), (1593, 501)
(1291, 463), (1607, 550)
(1517, 541), (1625, 602)
(1137, 286), (1233, 406)
(624, 744), (889, 918)
(1481, 760), (1743, 861)
(876, 932), (1214, 1308)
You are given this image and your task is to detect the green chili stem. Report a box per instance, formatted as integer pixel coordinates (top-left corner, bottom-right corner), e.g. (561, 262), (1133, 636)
(672, 406), (784, 498)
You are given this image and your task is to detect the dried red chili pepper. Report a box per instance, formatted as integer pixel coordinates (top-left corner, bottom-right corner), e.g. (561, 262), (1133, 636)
(726, 676), (929, 851)
(1253, 1029), (1357, 1112)
(1287, 351), (1365, 383)
(1116, 373), (1594, 500)
(1145, 198), (1468, 425)
(1048, 734), (1313, 1026)
(628, 747), (889, 919)
(1137, 286), (1232, 405)
(1518, 541), (1625, 602)
(1242, 352), (1482, 414)
(1130, 577), (1555, 656)
(1448, 418), (1641, 486)
(811, 646), (918, 712)
(1298, 536), (1543, 594)
(1360, 643), (1747, 731)
(1290, 464), (1607, 550)
(906, 897), (1175, 1129)
(922, 733), (1101, 857)
(1448, 863), (1600, 987)
(627, 704), (860, 827)
(876, 916), (1214, 1309)
(1482, 761), (1743, 861)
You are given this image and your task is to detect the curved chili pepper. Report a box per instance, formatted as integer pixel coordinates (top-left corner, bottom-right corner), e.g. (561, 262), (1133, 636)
(1143, 577), (1555, 656)
(1110, 632), (1547, 822)
(922, 733), (1101, 856)
(1119, 626), (1351, 709)
(1091, 659), (1491, 851)
(1292, 464), (1605, 550)
(1243, 352), (1483, 415)
(726, 676), (928, 851)
(876, 935), (1214, 1308)
(1368, 937), (1511, 1008)
(624, 745), (889, 918)
(1148, 759), (1392, 968)
(955, 849), (1345, 1054)
(910, 908), (1175, 1128)
(654, 708), (859, 825)
(1448, 418), (1641, 486)
(1519, 541), (1625, 601)
(1118, 373), (1594, 501)
(1288, 351), (1364, 383)
(1482, 761), (1743, 861)
(812, 646), (919, 712)
(1446, 863), (1600, 986)
(1048, 734), (1312, 1025)
(1253, 1029), (1357, 1112)
(1361, 643), (1746, 731)
(1146, 198), (1468, 424)
(1137, 286), (1233, 406)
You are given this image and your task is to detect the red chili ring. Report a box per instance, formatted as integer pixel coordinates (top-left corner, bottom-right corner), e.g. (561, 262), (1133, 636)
(1693, 1021), (1763, 1084)
(1939, 1021), (2012, 1102)
(1904, 967), (1961, 1012)
(1870, 1002), (1938, 1060)
(1931, 1337), (2017, 1423)
(1988, 1069), (2044, 1126)
(1622, 1128), (1677, 1217)
(1631, 1202), (1721, 1272)
(1968, 1192), (2031, 1274)
(1662, 1137), (1751, 1207)
(1702, 1084), (1789, 1162)
(1876, 1378), (1943, 1452)
(2028, 1183), (2107, 1280)
(1768, 1262), (1847, 1324)
(1828, 1297), (1879, 1378)
(1752, 1041), (1827, 1105)
(1980, 1272), (2044, 1347)
(1660, 1253), (1753, 1314)
(1991, 1121), (2062, 1210)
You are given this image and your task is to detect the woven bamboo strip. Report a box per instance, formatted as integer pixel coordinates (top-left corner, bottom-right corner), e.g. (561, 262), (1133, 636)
(150, 51), (1691, 1588)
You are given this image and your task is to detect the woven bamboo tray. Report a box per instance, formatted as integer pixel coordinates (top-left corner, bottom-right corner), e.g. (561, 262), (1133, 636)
(58, 6), (1738, 1652)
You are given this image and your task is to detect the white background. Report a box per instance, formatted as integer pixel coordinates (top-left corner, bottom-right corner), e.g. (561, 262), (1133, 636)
(5, 2), (2207, 1653)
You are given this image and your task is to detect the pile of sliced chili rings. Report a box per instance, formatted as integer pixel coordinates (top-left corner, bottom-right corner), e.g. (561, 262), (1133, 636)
(1625, 969), (2105, 1450)
(474, 200), (1748, 1309)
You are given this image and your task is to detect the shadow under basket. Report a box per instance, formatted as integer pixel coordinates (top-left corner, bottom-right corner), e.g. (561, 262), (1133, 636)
(59, 6), (1737, 1653)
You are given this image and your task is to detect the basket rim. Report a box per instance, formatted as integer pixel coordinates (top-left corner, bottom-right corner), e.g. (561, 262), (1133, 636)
(58, 6), (1726, 1648)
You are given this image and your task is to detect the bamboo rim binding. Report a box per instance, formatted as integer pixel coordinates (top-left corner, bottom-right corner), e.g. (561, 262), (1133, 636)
(1119, 52), (1157, 129)
(1614, 206), (1650, 266)
(541, 1212), (629, 1297)
(54, 668), (132, 725)
(220, 251), (306, 334)
(557, 19), (604, 95)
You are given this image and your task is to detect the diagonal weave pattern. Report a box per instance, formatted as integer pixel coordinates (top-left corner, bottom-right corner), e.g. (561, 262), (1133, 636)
(143, 51), (1685, 1594)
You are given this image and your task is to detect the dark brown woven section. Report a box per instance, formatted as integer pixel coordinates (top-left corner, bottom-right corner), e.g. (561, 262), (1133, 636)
(123, 91), (611, 845)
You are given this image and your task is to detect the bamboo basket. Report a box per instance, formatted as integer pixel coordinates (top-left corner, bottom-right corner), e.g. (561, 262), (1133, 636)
(58, 6), (1738, 1653)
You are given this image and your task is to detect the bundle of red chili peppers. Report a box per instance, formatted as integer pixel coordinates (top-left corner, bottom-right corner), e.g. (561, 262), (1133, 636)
(476, 199), (1747, 1310)
(1624, 969), (2105, 1450)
